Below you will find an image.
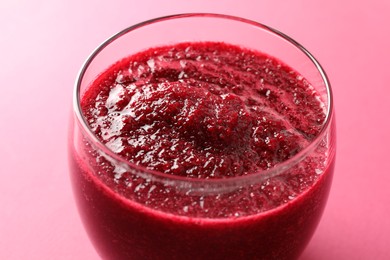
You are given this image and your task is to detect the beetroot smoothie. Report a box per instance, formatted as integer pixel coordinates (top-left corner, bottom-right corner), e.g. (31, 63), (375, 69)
(69, 42), (335, 259)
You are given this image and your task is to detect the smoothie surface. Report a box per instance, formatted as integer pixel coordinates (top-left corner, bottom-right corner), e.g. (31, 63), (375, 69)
(81, 42), (325, 178)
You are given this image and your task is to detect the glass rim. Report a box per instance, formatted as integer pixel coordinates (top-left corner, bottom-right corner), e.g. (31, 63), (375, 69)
(73, 13), (333, 192)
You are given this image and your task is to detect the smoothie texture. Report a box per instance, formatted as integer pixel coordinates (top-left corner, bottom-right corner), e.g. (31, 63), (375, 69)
(70, 42), (335, 259)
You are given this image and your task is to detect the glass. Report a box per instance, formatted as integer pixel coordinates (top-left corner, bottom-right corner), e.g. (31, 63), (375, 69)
(69, 13), (336, 259)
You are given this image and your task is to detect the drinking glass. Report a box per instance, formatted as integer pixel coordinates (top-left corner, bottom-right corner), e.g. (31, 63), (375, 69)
(69, 13), (336, 259)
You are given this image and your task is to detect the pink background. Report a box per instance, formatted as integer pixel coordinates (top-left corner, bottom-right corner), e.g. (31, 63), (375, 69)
(1, 0), (389, 259)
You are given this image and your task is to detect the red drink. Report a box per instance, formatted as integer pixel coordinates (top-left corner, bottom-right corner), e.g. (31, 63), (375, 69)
(69, 14), (335, 260)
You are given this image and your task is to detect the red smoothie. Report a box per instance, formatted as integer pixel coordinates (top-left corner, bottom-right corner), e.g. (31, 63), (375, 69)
(69, 42), (335, 259)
